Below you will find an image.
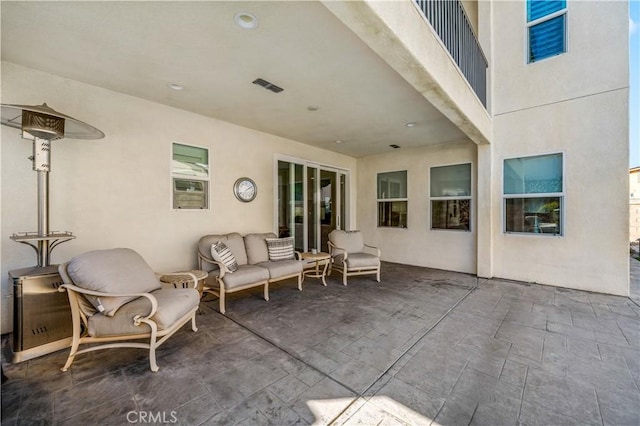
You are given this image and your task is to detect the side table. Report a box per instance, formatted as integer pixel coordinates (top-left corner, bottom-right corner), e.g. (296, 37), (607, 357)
(301, 252), (331, 286)
(159, 270), (209, 298)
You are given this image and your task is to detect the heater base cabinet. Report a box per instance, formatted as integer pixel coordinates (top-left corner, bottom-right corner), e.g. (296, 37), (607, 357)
(6, 266), (72, 363)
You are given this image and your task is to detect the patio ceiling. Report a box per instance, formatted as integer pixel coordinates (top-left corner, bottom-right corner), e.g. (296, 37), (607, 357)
(0, 1), (468, 158)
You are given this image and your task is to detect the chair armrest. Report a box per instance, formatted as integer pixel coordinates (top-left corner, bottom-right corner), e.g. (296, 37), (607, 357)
(364, 244), (381, 257)
(59, 284), (159, 319)
(294, 251), (303, 261)
(328, 241), (348, 259)
(198, 253), (226, 279)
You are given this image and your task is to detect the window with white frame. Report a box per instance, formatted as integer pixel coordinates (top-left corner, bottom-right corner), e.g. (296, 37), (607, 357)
(430, 163), (471, 231)
(504, 153), (563, 235)
(377, 170), (407, 228)
(527, 0), (567, 63)
(171, 142), (209, 209)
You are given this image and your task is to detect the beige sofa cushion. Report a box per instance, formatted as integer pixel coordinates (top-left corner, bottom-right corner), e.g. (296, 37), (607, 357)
(199, 233), (248, 266)
(257, 260), (302, 280)
(329, 230), (365, 254)
(221, 265), (269, 290)
(244, 233), (276, 264)
(87, 288), (199, 337)
(342, 253), (381, 269)
(66, 248), (162, 317)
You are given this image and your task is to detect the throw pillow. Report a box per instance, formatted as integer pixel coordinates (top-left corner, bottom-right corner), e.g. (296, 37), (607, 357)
(265, 237), (295, 261)
(211, 241), (238, 273)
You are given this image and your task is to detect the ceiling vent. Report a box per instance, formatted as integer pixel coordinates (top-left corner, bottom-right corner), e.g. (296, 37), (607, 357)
(389, 144), (401, 149)
(252, 78), (284, 94)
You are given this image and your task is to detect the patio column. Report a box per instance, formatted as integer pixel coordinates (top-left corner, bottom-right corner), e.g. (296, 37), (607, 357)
(476, 143), (493, 278)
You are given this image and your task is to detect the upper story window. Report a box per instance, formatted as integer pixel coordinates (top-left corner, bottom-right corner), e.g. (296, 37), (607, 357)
(527, 0), (567, 63)
(430, 163), (472, 231)
(504, 153), (563, 235)
(377, 170), (407, 228)
(172, 142), (209, 209)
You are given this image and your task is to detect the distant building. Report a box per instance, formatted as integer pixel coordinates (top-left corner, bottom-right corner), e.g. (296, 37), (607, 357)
(631, 168), (640, 242)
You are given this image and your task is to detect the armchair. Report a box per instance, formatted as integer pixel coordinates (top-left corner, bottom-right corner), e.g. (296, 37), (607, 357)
(58, 248), (199, 372)
(327, 230), (381, 286)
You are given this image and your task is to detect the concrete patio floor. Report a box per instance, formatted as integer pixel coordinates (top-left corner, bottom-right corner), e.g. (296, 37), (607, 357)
(2, 261), (639, 425)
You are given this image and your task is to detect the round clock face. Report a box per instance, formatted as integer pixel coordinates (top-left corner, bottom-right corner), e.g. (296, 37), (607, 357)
(234, 177), (257, 202)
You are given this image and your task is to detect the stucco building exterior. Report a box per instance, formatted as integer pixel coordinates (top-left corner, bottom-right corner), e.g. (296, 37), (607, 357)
(0, 0), (630, 333)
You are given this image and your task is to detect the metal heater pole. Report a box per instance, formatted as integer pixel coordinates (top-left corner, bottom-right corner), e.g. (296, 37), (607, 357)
(33, 136), (51, 267)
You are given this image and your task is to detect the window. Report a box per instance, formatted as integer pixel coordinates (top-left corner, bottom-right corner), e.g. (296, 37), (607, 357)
(504, 153), (563, 235)
(430, 163), (471, 231)
(172, 142), (209, 209)
(527, 0), (567, 63)
(377, 171), (407, 228)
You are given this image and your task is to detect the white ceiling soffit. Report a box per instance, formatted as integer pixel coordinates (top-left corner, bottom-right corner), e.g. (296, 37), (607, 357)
(0, 1), (469, 158)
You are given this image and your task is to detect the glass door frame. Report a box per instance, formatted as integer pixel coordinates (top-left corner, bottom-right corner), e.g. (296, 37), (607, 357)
(274, 155), (350, 253)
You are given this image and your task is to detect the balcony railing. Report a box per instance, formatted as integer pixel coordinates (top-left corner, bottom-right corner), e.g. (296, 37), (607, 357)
(414, 0), (487, 107)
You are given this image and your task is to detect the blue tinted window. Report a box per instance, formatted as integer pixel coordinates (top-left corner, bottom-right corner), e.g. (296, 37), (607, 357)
(529, 14), (566, 62)
(528, 0), (566, 22)
(504, 153), (563, 195)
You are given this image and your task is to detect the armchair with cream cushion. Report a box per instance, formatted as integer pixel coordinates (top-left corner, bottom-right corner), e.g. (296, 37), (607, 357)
(58, 248), (199, 372)
(328, 230), (381, 286)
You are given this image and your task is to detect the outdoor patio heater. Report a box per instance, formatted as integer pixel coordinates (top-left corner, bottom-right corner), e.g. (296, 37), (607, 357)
(1, 103), (104, 362)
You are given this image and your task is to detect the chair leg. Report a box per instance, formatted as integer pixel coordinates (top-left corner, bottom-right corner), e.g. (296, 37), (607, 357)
(149, 345), (159, 373)
(343, 269), (348, 286)
(61, 335), (80, 372)
(219, 290), (226, 315)
(264, 282), (270, 301)
(61, 309), (83, 372)
(297, 273), (302, 291)
(191, 313), (198, 332)
(376, 268), (380, 282)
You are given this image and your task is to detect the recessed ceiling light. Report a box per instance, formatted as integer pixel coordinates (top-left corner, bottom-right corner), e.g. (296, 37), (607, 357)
(167, 83), (184, 91)
(335, 140), (343, 144)
(234, 12), (258, 29)
(405, 122), (416, 128)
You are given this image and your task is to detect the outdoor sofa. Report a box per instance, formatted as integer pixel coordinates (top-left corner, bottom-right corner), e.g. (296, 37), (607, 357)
(197, 232), (303, 314)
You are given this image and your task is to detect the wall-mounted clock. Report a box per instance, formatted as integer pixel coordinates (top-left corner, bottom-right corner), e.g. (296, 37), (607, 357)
(233, 177), (257, 202)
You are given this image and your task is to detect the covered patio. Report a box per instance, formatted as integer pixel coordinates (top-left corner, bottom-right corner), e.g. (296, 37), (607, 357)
(2, 262), (639, 425)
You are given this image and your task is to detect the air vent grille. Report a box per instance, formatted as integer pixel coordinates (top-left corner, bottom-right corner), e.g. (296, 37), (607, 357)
(389, 144), (401, 149)
(252, 78), (284, 93)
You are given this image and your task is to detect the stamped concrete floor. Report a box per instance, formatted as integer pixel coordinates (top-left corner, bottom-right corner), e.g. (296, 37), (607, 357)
(2, 261), (639, 425)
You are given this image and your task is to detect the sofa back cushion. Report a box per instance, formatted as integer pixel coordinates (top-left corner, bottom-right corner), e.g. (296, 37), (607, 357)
(244, 233), (277, 264)
(199, 233), (247, 266)
(66, 248), (161, 317)
(329, 230), (364, 254)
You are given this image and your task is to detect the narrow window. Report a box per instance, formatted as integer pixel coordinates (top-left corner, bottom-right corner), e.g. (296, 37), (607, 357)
(172, 142), (209, 209)
(527, 0), (567, 63)
(504, 153), (563, 235)
(377, 171), (407, 228)
(430, 163), (472, 231)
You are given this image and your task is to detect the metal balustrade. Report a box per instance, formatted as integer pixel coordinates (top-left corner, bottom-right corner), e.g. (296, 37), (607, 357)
(414, 0), (487, 107)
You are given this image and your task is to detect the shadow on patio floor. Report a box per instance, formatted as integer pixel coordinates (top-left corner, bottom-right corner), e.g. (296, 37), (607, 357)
(2, 262), (639, 425)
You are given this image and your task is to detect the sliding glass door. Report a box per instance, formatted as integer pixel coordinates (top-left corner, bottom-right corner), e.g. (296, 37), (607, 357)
(276, 159), (348, 253)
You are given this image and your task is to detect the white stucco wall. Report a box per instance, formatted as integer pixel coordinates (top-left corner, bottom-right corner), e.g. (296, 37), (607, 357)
(0, 62), (357, 333)
(356, 141), (477, 274)
(489, 0), (629, 295)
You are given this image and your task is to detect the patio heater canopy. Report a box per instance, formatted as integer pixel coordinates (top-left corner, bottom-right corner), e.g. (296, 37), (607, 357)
(1, 102), (105, 267)
(1, 103), (105, 140)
